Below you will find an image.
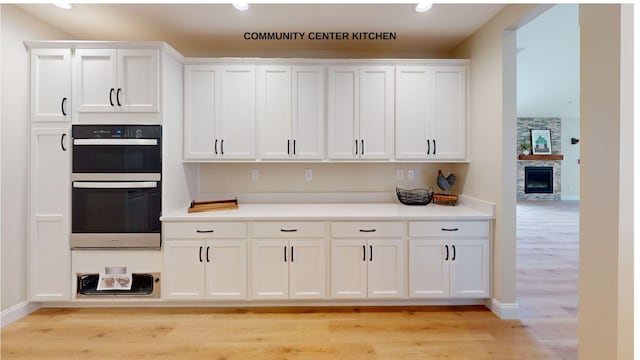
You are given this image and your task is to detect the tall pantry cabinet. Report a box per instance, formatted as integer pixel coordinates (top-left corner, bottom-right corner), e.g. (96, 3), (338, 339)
(29, 48), (72, 300)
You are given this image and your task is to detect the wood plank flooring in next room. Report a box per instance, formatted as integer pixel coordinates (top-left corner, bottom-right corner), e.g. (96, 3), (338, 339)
(517, 200), (579, 360)
(2, 306), (555, 360)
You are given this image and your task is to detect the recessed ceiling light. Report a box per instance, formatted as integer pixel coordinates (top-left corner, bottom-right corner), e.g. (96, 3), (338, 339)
(53, 2), (72, 10)
(233, 2), (249, 11)
(415, 2), (433, 13)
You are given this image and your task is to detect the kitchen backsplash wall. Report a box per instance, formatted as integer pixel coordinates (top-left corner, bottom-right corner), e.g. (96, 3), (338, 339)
(198, 163), (468, 196)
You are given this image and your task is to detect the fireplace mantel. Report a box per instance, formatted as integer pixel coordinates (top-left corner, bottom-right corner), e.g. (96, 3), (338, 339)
(518, 154), (564, 161)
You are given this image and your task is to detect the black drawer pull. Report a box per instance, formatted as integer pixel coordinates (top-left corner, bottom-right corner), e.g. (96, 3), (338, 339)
(206, 246), (211, 262)
(441, 228), (459, 232)
(445, 244), (449, 261)
(197, 230), (214, 233)
(284, 246), (287, 262)
(280, 229), (298, 232)
(214, 139), (218, 155)
(199, 246), (203, 263)
(109, 88), (115, 106)
(452, 245), (456, 261)
(291, 246), (294, 262)
(362, 245), (366, 261)
(61, 97), (67, 116)
(359, 229), (376, 233)
(369, 245), (373, 261)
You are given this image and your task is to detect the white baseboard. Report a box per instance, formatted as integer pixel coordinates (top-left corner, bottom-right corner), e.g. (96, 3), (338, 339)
(486, 298), (520, 319)
(1, 301), (41, 328)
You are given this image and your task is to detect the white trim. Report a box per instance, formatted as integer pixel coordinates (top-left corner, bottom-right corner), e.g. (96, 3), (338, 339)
(486, 298), (520, 319)
(1, 302), (41, 328)
(561, 194), (580, 201)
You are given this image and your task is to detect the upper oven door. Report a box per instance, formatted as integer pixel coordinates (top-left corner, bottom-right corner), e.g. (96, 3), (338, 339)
(73, 139), (161, 173)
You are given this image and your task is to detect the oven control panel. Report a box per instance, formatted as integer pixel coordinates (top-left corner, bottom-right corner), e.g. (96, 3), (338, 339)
(72, 125), (161, 139)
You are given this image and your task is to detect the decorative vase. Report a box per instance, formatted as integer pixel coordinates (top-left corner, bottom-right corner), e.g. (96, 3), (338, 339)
(522, 149), (530, 155)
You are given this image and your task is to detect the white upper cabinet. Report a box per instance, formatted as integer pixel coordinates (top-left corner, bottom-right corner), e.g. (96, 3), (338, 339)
(328, 66), (393, 160)
(395, 65), (467, 160)
(183, 65), (256, 160)
(74, 48), (159, 113)
(257, 65), (324, 160)
(30, 49), (72, 123)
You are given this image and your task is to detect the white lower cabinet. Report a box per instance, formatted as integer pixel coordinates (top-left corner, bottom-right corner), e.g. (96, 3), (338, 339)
(30, 127), (71, 301)
(163, 222), (248, 300)
(251, 222), (327, 300)
(330, 222), (406, 299)
(409, 221), (490, 298)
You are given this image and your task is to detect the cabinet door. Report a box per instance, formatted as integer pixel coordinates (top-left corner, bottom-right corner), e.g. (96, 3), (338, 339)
(359, 66), (393, 160)
(30, 127), (71, 301)
(430, 66), (466, 160)
(184, 65), (219, 159)
(163, 240), (205, 299)
(220, 66), (256, 160)
(330, 239), (367, 298)
(30, 49), (71, 122)
(74, 49), (117, 112)
(395, 67), (429, 160)
(367, 239), (406, 298)
(289, 239), (326, 299)
(327, 66), (358, 160)
(117, 49), (159, 112)
(205, 240), (247, 300)
(257, 66), (292, 160)
(292, 66), (325, 160)
(251, 239), (289, 299)
(450, 239), (490, 298)
(409, 239), (449, 298)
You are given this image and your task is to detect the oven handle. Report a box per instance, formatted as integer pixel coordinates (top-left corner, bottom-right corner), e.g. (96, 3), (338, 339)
(73, 181), (157, 189)
(73, 139), (158, 146)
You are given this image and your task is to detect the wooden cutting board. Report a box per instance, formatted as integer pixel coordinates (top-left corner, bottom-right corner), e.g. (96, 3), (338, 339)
(188, 199), (238, 213)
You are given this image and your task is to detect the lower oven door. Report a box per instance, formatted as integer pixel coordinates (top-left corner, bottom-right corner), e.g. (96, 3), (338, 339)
(72, 181), (161, 249)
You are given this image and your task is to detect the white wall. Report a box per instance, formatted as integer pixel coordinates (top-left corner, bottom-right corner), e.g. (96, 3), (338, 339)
(451, 4), (537, 312)
(579, 4), (633, 359)
(561, 117), (580, 200)
(1, 5), (73, 312)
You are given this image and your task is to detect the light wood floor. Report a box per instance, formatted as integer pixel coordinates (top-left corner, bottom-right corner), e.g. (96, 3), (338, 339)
(517, 200), (579, 360)
(2, 201), (579, 359)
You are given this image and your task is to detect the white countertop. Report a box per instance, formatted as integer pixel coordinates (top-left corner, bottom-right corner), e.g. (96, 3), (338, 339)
(161, 202), (493, 222)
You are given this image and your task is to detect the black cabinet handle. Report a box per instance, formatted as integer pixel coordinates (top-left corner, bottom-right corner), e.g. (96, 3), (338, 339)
(433, 139), (436, 155)
(427, 139), (430, 155)
(361, 139), (365, 156)
(109, 88), (115, 106)
(359, 229), (376, 233)
(293, 139), (296, 155)
(60, 133), (67, 151)
(214, 139), (218, 155)
(355, 139), (358, 155)
(452, 245), (456, 261)
(197, 229), (214, 233)
(61, 97), (67, 116)
(206, 246), (211, 262)
(284, 246), (287, 262)
(199, 246), (203, 263)
(362, 245), (366, 262)
(445, 244), (449, 261)
(221, 139), (224, 155)
(441, 228), (459, 232)
(287, 139), (290, 155)
(369, 245), (373, 262)
(116, 88), (122, 106)
(291, 246), (294, 262)
(280, 229), (298, 232)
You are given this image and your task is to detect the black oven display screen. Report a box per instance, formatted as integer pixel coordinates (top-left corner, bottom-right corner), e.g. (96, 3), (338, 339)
(72, 187), (161, 233)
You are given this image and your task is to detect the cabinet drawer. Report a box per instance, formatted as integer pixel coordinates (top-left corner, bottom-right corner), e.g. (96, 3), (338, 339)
(252, 222), (327, 238)
(409, 221), (489, 238)
(163, 222), (247, 239)
(331, 222), (404, 238)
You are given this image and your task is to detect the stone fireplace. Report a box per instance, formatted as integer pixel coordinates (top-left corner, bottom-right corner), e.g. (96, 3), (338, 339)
(517, 117), (562, 200)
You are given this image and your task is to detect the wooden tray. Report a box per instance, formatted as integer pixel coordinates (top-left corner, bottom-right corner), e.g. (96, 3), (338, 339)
(188, 199), (238, 213)
(433, 194), (458, 206)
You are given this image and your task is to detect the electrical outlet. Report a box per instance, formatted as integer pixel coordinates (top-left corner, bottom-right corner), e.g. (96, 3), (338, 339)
(407, 170), (415, 180)
(396, 170), (404, 180)
(251, 168), (259, 181)
(305, 168), (313, 181)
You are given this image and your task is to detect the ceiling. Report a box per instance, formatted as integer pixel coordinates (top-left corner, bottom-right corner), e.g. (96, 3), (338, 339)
(516, 4), (580, 118)
(16, 3), (505, 58)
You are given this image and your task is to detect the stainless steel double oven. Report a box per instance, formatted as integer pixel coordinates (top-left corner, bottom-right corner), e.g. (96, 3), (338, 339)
(71, 125), (162, 249)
